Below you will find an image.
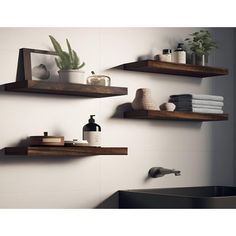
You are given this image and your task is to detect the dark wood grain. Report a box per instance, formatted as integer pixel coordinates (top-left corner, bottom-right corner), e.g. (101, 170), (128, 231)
(22, 48), (33, 81)
(4, 80), (128, 97)
(16, 49), (25, 82)
(4, 146), (128, 156)
(27, 48), (57, 55)
(122, 60), (228, 78)
(124, 110), (228, 121)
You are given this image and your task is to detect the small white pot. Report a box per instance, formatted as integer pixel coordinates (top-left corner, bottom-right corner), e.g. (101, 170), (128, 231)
(58, 70), (85, 84)
(159, 102), (176, 111)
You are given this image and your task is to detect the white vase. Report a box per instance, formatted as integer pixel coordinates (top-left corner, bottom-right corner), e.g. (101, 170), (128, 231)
(132, 88), (157, 110)
(58, 70), (85, 84)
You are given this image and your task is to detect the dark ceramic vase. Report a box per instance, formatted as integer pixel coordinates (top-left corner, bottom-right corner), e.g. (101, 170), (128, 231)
(191, 53), (208, 66)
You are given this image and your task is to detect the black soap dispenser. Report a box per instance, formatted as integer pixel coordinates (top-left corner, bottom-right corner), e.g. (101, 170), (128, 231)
(83, 115), (101, 147)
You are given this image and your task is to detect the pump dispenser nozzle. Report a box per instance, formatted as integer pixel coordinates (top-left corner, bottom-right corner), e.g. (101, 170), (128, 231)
(89, 115), (95, 123)
(177, 43), (184, 48)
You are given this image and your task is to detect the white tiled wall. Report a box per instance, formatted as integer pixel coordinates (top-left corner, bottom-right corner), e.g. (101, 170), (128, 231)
(0, 28), (234, 208)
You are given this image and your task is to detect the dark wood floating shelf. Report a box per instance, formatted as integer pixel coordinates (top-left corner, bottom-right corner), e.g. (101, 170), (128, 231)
(3, 80), (128, 98)
(4, 146), (128, 157)
(122, 60), (228, 78)
(124, 110), (228, 122)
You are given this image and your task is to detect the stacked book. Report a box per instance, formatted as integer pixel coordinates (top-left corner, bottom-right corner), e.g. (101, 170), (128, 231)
(169, 94), (224, 114)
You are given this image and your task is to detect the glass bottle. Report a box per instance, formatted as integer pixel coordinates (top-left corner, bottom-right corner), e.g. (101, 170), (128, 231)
(87, 71), (111, 86)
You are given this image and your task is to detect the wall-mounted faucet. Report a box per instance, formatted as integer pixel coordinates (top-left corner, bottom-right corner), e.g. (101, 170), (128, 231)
(148, 167), (181, 178)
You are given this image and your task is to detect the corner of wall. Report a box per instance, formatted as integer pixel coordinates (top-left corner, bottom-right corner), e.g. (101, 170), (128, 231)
(233, 28), (236, 186)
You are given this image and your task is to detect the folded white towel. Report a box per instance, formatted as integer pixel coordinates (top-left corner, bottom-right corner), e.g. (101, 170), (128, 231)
(192, 100), (224, 106)
(192, 104), (222, 109)
(176, 108), (223, 114)
(192, 108), (223, 114)
(170, 94), (224, 102)
(171, 99), (224, 107)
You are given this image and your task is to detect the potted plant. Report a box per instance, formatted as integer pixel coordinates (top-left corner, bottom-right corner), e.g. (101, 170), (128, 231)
(49, 35), (85, 83)
(185, 30), (217, 66)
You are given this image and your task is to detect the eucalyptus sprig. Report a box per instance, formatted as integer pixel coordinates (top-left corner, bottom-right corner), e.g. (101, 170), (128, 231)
(49, 35), (85, 70)
(185, 30), (217, 56)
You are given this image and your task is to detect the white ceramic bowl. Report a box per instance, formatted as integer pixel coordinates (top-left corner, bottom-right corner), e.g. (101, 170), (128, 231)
(159, 102), (176, 111)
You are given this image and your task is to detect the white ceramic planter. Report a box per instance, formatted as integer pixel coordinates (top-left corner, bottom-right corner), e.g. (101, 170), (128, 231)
(58, 70), (85, 84)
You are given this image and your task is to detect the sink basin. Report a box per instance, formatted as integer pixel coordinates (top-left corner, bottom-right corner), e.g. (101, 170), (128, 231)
(119, 186), (236, 208)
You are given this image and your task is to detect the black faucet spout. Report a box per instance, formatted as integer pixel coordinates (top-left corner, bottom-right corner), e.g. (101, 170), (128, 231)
(148, 167), (181, 178)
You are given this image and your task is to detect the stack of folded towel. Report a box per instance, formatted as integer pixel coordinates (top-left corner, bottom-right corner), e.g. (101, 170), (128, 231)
(169, 94), (224, 114)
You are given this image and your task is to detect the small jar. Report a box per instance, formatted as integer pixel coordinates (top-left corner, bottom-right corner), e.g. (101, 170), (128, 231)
(87, 71), (111, 86)
(159, 49), (172, 62)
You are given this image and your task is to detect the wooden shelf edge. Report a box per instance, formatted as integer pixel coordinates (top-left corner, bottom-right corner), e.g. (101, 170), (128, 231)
(122, 60), (228, 78)
(3, 80), (128, 98)
(124, 110), (228, 122)
(4, 146), (128, 156)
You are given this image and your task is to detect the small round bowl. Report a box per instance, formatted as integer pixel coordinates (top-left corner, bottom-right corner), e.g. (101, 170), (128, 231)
(159, 102), (176, 111)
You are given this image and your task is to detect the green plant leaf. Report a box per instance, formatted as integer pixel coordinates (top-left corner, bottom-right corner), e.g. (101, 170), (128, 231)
(49, 35), (85, 71)
(77, 62), (85, 70)
(60, 52), (71, 69)
(72, 50), (79, 69)
(49, 35), (63, 55)
(66, 39), (73, 62)
(186, 30), (217, 55)
(55, 57), (62, 69)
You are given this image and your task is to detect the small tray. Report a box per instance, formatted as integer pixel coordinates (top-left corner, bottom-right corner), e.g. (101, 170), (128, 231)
(29, 132), (64, 146)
